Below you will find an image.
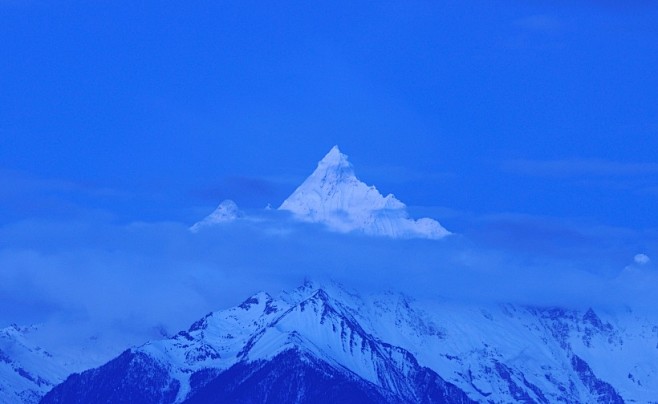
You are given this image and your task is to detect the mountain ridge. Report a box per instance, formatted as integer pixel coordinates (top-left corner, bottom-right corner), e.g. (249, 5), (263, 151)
(38, 282), (658, 403)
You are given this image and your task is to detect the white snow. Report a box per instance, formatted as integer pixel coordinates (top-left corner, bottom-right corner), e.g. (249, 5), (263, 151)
(115, 281), (658, 403)
(8, 280), (658, 403)
(188, 146), (450, 239)
(190, 199), (242, 232)
(279, 146), (450, 239)
(0, 325), (70, 404)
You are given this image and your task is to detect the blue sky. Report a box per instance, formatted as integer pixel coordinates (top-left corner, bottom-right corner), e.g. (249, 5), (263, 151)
(2, 1), (658, 228)
(1, 1), (658, 350)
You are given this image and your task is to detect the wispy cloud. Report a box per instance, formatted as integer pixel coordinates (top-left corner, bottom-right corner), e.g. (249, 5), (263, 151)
(0, 169), (78, 195)
(0, 168), (184, 223)
(359, 165), (456, 186)
(469, 212), (643, 264)
(1, 208), (657, 359)
(0, 0), (34, 8)
(514, 15), (564, 35)
(502, 158), (658, 177)
(191, 176), (288, 208)
(584, 0), (657, 11)
(0, 169), (127, 221)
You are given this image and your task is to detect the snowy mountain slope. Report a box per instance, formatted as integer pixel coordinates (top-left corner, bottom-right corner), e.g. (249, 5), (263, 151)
(0, 325), (70, 404)
(279, 146), (450, 239)
(312, 285), (657, 403)
(190, 199), (243, 232)
(40, 282), (658, 403)
(41, 286), (473, 403)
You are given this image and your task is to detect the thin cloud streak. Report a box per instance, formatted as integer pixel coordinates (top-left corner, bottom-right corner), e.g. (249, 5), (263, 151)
(514, 15), (565, 35)
(502, 159), (658, 177)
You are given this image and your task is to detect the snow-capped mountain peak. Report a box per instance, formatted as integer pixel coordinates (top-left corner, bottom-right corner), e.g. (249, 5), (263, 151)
(279, 146), (450, 239)
(190, 199), (242, 232)
(188, 146), (449, 239)
(317, 145), (351, 171)
(42, 283), (473, 403)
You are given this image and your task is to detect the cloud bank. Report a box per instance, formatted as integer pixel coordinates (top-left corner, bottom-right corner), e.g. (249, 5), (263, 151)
(1, 207), (657, 360)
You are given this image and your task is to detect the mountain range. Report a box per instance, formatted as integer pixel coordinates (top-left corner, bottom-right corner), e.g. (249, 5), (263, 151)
(37, 282), (658, 403)
(4, 147), (657, 403)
